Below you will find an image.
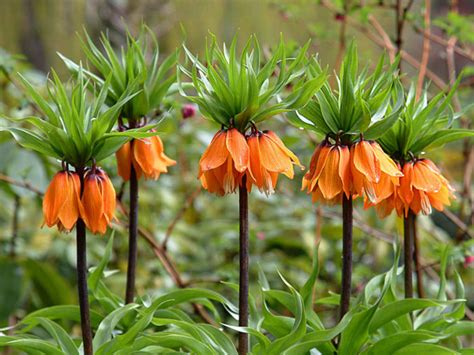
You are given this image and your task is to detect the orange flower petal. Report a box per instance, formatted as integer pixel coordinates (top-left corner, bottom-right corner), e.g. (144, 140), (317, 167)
(57, 172), (81, 230)
(352, 140), (380, 183)
(81, 174), (106, 234)
(226, 128), (249, 173)
(133, 138), (159, 177)
(260, 134), (293, 172)
(412, 160), (442, 192)
(398, 162), (414, 206)
(318, 147), (343, 200)
(247, 135), (264, 188)
(199, 130), (228, 173)
(99, 171), (116, 223)
(371, 142), (403, 177)
(338, 146), (351, 199)
(309, 145), (331, 191)
(153, 136), (177, 167)
(264, 131), (302, 168)
(43, 172), (69, 228)
(116, 142), (131, 181)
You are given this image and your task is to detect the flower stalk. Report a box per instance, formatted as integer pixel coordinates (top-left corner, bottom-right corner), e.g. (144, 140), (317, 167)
(413, 215), (425, 298)
(126, 156), (139, 304)
(76, 167), (93, 355)
(404, 210), (414, 298)
(340, 194), (353, 319)
(238, 176), (249, 355)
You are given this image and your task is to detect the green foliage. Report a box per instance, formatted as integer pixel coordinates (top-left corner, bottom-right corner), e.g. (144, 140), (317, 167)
(1, 242), (471, 354)
(434, 12), (474, 44)
(378, 80), (474, 160)
(60, 25), (177, 121)
(1, 69), (155, 166)
(288, 44), (403, 142)
(179, 34), (327, 132)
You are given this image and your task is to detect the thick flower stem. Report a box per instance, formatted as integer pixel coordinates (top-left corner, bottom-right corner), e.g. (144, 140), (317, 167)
(340, 194), (353, 320)
(125, 161), (139, 304)
(412, 215), (425, 298)
(238, 177), (249, 355)
(76, 168), (93, 355)
(404, 211), (414, 298)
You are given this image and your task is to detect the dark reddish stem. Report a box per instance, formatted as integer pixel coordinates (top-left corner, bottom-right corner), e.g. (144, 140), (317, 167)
(412, 214), (425, 298)
(340, 194), (353, 319)
(125, 141), (139, 304)
(76, 167), (93, 355)
(238, 176), (249, 355)
(404, 211), (414, 298)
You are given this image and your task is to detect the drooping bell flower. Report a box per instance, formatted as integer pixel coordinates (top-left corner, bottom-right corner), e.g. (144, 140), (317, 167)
(198, 128), (249, 196)
(302, 141), (351, 204)
(364, 162), (405, 217)
(43, 171), (82, 232)
(81, 168), (116, 234)
(246, 130), (303, 195)
(116, 133), (176, 181)
(398, 159), (455, 216)
(351, 139), (403, 203)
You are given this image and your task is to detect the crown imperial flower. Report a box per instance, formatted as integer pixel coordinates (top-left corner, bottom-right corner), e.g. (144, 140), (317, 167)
(116, 133), (176, 181)
(351, 139), (403, 203)
(398, 159), (455, 216)
(43, 171), (82, 232)
(198, 128), (249, 196)
(246, 130), (302, 195)
(302, 141), (351, 204)
(81, 168), (116, 234)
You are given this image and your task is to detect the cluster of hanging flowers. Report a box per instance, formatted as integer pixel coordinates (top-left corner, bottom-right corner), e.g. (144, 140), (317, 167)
(42, 166), (116, 234)
(369, 158), (455, 217)
(301, 134), (455, 218)
(198, 127), (302, 196)
(116, 132), (176, 181)
(302, 136), (403, 205)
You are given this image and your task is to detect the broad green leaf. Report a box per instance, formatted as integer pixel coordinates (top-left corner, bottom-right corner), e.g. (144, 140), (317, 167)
(394, 343), (458, 354)
(369, 299), (445, 333)
(34, 317), (79, 355)
(362, 330), (444, 355)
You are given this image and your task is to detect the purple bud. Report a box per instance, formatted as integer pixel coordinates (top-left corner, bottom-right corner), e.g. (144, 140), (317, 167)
(182, 104), (196, 119)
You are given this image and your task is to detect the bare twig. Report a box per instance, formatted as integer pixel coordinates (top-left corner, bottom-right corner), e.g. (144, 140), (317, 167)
(416, 0), (431, 100)
(395, 0), (415, 70)
(442, 209), (474, 240)
(319, 0), (448, 90)
(443, 0), (474, 236)
(0, 173), (43, 195)
(162, 186), (201, 250)
(334, 0), (349, 73)
(412, 26), (474, 62)
(368, 14), (396, 62)
(9, 195), (20, 257)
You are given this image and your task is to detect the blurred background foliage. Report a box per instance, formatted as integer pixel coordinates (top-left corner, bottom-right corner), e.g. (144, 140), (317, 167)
(0, 0), (472, 345)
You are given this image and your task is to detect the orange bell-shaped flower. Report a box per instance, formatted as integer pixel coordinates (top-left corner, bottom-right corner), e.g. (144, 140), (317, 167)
(81, 168), (116, 234)
(198, 128), (249, 196)
(302, 141), (351, 204)
(43, 171), (82, 232)
(351, 140), (403, 203)
(116, 133), (176, 181)
(364, 162), (405, 217)
(398, 159), (455, 216)
(246, 130), (302, 195)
